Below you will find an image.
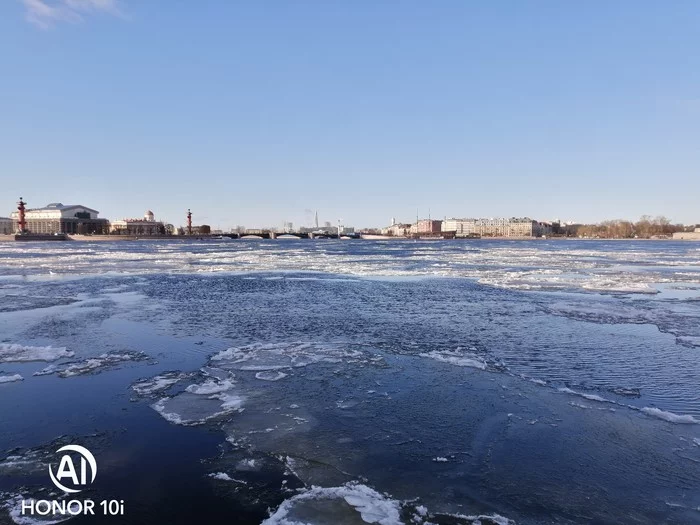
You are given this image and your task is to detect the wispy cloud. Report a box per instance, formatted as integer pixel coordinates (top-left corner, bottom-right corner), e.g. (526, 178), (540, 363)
(21, 0), (122, 29)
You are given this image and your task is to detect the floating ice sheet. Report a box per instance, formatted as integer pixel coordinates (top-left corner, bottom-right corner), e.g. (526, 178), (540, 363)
(0, 344), (73, 363)
(641, 407), (699, 424)
(262, 482), (514, 525)
(152, 392), (245, 426)
(262, 483), (402, 525)
(558, 387), (610, 403)
(1, 494), (73, 525)
(0, 374), (23, 384)
(255, 371), (288, 381)
(34, 352), (149, 378)
(211, 342), (372, 372)
(419, 348), (487, 370)
(151, 370), (244, 426)
(131, 371), (190, 396)
(207, 472), (247, 484)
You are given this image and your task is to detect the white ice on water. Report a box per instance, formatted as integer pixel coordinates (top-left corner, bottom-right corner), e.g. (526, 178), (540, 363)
(559, 387), (700, 424)
(557, 387), (609, 403)
(1, 494), (72, 525)
(0, 374), (23, 384)
(255, 370), (288, 381)
(211, 342), (366, 371)
(641, 407), (699, 424)
(151, 371), (245, 426)
(263, 482), (515, 525)
(132, 372), (189, 396)
(419, 349), (487, 370)
(0, 344), (73, 363)
(34, 352), (147, 378)
(185, 377), (237, 395)
(207, 472), (247, 483)
(263, 483), (402, 525)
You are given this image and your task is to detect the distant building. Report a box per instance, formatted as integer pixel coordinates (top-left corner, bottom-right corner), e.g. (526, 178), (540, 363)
(299, 226), (333, 234)
(442, 218), (480, 237)
(673, 228), (700, 240)
(535, 221), (553, 237)
(410, 219), (442, 234)
(381, 223), (412, 236)
(9, 203), (108, 234)
(110, 210), (168, 235)
(0, 217), (13, 234)
(441, 217), (544, 238)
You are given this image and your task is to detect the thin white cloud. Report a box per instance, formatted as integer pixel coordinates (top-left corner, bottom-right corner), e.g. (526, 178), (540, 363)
(21, 0), (122, 29)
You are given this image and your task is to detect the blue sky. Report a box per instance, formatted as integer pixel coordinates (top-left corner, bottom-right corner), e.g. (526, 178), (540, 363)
(1, 1), (699, 229)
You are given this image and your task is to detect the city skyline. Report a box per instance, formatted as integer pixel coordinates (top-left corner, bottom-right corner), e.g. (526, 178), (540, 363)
(2, 197), (695, 236)
(1, 1), (699, 229)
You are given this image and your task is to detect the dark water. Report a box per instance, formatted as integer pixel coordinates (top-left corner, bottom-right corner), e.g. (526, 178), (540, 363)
(0, 240), (699, 524)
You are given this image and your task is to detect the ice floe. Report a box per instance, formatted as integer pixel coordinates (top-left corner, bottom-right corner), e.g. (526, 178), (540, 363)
(132, 371), (190, 396)
(207, 472), (247, 483)
(0, 344), (73, 363)
(419, 349), (487, 370)
(151, 372), (244, 426)
(255, 371), (288, 381)
(211, 342), (373, 372)
(1, 494), (73, 525)
(262, 482), (514, 525)
(0, 450), (46, 476)
(34, 352), (149, 378)
(443, 513), (514, 525)
(262, 483), (402, 525)
(236, 459), (259, 471)
(152, 394), (244, 426)
(185, 377), (236, 395)
(641, 407), (699, 424)
(557, 387), (609, 403)
(0, 374), (23, 384)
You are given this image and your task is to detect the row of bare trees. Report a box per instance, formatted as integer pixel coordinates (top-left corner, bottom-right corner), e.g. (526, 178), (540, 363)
(571, 216), (689, 239)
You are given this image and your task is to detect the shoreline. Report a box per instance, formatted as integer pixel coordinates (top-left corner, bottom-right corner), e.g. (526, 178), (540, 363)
(0, 234), (697, 243)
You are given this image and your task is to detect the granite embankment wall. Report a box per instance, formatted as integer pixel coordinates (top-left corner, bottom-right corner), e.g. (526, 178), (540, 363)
(672, 232), (700, 240)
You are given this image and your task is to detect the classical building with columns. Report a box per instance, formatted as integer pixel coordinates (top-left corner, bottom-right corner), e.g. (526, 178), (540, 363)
(9, 203), (108, 234)
(110, 210), (170, 235)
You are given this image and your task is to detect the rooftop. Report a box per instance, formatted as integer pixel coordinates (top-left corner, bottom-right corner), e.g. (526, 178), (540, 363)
(29, 203), (100, 213)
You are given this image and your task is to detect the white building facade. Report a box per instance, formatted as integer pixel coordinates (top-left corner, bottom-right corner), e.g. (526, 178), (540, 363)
(10, 203), (108, 234)
(442, 217), (543, 238)
(0, 217), (13, 234)
(110, 210), (169, 235)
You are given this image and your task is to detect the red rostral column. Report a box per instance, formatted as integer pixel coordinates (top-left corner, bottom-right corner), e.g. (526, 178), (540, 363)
(17, 197), (27, 232)
(187, 209), (192, 235)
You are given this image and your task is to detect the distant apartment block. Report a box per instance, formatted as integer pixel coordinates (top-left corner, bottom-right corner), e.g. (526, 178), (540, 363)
(442, 217), (550, 238)
(382, 223), (412, 236)
(410, 219), (442, 234)
(0, 217), (13, 234)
